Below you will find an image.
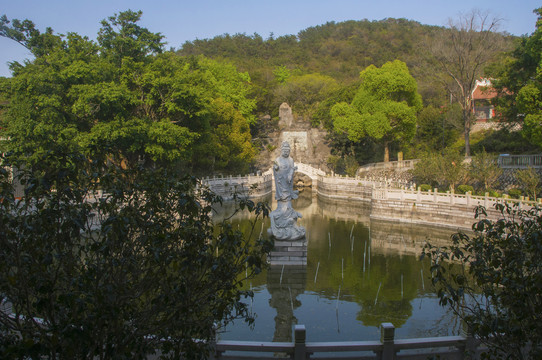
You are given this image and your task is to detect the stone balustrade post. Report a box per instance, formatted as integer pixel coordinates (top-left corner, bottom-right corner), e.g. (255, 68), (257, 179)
(294, 325), (307, 360)
(381, 322), (396, 359)
(417, 187), (421, 202)
(434, 188), (438, 203)
(461, 324), (477, 359)
(467, 192), (471, 206)
(484, 192), (489, 208)
(450, 190), (455, 205)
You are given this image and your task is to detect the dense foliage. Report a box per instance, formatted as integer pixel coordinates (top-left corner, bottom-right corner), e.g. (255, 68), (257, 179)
(0, 151), (272, 359)
(412, 148), (467, 192)
(178, 18), (514, 118)
(331, 60), (422, 162)
(494, 8), (542, 150)
(0, 11), (256, 175)
(423, 204), (542, 359)
(0, 11), (272, 359)
(177, 14), (527, 166)
(2, 11), (534, 170)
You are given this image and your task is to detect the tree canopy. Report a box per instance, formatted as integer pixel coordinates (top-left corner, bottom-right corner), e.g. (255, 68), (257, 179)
(494, 8), (542, 150)
(0, 11), (256, 175)
(331, 60), (422, 162)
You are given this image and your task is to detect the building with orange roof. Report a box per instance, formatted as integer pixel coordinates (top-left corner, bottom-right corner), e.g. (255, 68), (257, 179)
(472, 79), (498, 122)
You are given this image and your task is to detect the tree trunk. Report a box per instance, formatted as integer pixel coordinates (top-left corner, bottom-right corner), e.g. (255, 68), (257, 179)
(463, 107), (471, 158)
(384, 141), (390, 162)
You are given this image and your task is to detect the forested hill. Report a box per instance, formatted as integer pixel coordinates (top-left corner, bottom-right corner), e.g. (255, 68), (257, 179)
(177, 18), (515, 117)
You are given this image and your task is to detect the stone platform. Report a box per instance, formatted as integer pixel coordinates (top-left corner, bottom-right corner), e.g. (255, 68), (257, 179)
(268, 238), (307, 266)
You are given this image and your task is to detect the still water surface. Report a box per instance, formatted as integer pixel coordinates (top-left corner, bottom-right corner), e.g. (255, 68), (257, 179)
(215, 191), (462, 343)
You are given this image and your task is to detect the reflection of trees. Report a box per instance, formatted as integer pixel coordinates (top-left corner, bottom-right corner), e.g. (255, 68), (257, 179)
(305, 218), (436, 328)
(345, 254), (419, 328)
(267, 265), (307, 342)
(357, 299), (412, 327)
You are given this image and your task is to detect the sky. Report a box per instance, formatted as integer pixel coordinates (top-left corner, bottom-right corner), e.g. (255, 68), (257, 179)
(0, 0), (540, 78)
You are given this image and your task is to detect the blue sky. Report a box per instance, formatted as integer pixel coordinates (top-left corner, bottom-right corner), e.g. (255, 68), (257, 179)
(1, 0), (540, 77)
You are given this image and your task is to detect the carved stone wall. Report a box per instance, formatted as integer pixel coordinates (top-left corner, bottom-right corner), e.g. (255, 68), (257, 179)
(255, 103), (331, 172)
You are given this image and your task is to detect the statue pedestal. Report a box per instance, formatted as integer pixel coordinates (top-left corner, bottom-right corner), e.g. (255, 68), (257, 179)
(268, 238), (307, 266)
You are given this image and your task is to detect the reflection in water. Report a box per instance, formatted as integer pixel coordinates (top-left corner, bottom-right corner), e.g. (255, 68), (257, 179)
(267, 266), (306, 342)
(217, 190), (462, 342)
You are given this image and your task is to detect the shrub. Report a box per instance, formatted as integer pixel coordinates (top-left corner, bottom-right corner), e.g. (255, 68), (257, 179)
(487, 189), (501, 198)
(515, 167), (541, 200)
(423, 203), (542, 359)
(508, 188), (523, 199)
(456, 184), (474, 194)
(420, 184), (432, 192)
(344, 155), (359, 177)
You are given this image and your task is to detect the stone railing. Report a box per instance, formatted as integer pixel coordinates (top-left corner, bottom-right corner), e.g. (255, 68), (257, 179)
(314, 177), (540, 230)
(370, 186), (541, 230)
(316, 176), (373, 202)
(375, 187), (540, 208)
(200, 167), (541, 230)
(214, 323), (482, 359)
(317, 175), (412, 202)
(201, 173), (273, 200)
(295, 162), (326, 179)
(357, 159), (419, 172)
(1, 306), (483, 360)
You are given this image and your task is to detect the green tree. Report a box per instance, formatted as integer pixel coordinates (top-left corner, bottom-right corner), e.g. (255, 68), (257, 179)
(312, 81), (358, 128)
(272, 65), (291, 84)
(0, 12), (256, 174)
(97, 10), (164, 65)
(469, 148), (502, 192)
(0, 14), (62, 58)
(274, 72), (339, 121)
(412, 152), (441, 188)
(437, 148), (468, 192)
(415, 104), (462, 153)
(331, 60), (422, 162)
(515, 166), (541, 200)
(494, 8), (542, 149)
(412, 149), (467, 192)
(0, 152), (272, 359)
(423, 203), (542, 359)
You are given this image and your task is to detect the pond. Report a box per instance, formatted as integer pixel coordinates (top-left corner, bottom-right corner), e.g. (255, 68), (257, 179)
(214, 190), (463, 343)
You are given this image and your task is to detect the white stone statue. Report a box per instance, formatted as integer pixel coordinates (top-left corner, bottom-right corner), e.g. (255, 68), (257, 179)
(268, 142), (306, 240)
